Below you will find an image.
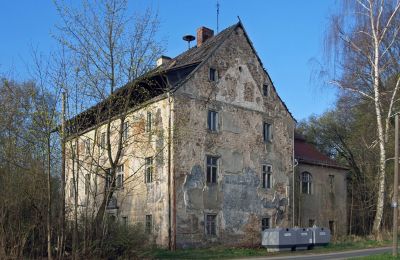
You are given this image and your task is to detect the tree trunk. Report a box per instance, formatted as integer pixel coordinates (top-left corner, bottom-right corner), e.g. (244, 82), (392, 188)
(47, 137), (52, 260)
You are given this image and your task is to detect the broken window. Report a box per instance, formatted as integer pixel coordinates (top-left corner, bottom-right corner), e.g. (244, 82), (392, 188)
(145, 214), (152, 233)
(262, 165), (272, 189)
(122, 121), (129, 142)
(116, 165), (124, 189)
(329, 174), (335, 193)
(263, 84), (269, 97)
(301, 172), (312, 194)
(206, 156), (218, 184)
(263, 122), (272, 142)
(262, 217), (270, 231)
(84, 173), (90, 195)
(207, 110), (218, 132)
(209, 68), (217, 81)
(145, 157), (153, 183)
(146, 112), (152, 133)
(205, 214), (217, 235)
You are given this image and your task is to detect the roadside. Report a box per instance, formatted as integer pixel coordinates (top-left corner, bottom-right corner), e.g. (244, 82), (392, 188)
(139, 239), (392, 259)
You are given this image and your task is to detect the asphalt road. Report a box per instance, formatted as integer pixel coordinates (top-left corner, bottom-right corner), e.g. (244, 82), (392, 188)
(235, 246), (393, 260)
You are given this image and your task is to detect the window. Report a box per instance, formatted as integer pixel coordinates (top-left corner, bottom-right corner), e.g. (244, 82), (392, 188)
(145, 157), (153, 183)
(262, 165), (272, 189)
(301, 172), (312, 194)
(116, 165), (124, 189)
(84, 138), (91, 155)
(329, 175), (335, 193)
(100, 132), (106, 149)
(207, 110), (218, 132)
(329, 220), (335, 236)
(209, 68), (217, 81)
(206, 156), (218, 184)
(122, 216), (128, 226)
(70, 178), (74, 198)
(146, 112), (152, 133)
(85, 173), (90, 195)
(72, 144), (77, 157)
(262, 217), (270, 231)
(205, 214), (217, 235)
(263, 84), (269, 97)
(145, 214), (152, 233)
(309, 219), (315, 227)
(263, 122), (272, 142)
(122, 122), (129, 141)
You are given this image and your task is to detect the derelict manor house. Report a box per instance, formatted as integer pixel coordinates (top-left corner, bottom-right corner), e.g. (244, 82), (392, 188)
(65, 22), (343, 249)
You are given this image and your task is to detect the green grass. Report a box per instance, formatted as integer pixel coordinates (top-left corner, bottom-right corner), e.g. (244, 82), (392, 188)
(139, 239), (392, 259)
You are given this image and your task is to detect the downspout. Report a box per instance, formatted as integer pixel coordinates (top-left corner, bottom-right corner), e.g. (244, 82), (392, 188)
(292, 130), (297, 227)
(167, 91), (172, 250)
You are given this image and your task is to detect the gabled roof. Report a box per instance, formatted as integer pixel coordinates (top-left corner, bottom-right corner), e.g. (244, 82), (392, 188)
(294, 134), (348, 170)
(66, 21), (295, 135)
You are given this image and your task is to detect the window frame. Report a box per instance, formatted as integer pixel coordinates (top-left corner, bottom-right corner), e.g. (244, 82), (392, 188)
(329, 174), (335, 193)
(262, 217), (270, 231)
(145, 214), (153, 233)
(262, 165), (272, 189)
(146, 112), (152, 133)
(100, 132), (106, 149)
(122, 121), (129, 142)
(263, 84), (269, 97)
(207, 110), (219, 132)
(84, 173), (90, 195)
(116, 164), (124, 189)
(84, 138), (91, 155)
(205, 214), (217, 236)
(145, 157), (153, 183)
(206, 155), (218, 184)
(263, 122), (272, 143)
(301, 172), (312, 195)
(209, 68), (217, 81)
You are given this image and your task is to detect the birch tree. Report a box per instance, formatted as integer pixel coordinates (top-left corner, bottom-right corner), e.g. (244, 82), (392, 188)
(326, 0), (400, 238)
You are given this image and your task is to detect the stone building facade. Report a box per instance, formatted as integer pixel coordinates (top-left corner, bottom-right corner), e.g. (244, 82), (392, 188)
(65, 22), (296, 249)
(293, 134), (348, 237)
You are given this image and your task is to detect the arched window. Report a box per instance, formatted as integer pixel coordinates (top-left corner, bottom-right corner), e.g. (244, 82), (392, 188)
(301, 172), (312, 194)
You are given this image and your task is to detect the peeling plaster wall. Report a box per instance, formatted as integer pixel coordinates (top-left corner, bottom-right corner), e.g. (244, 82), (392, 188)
(172, 25), (295, 248)
(65, 97), (172, 247)
(294, 164), (348, 237)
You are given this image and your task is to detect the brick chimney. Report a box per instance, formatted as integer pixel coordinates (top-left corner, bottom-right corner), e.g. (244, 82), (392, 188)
(197, 26), (214, 47)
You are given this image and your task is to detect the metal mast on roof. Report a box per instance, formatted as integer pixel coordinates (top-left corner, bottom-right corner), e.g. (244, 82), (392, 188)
(216, 0), (220, 33)
(183, 35), (195, 50)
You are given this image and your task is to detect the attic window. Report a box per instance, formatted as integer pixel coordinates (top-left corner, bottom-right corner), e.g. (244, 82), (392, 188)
(209, 68), (217, 81)
(263, 84), (269, 97)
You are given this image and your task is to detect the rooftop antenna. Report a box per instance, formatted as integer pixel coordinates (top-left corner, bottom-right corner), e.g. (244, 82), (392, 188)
(216, 0), (220, 33)
(183, 35), (195, 50)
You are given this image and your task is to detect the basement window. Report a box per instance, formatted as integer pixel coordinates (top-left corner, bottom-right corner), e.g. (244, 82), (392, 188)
(145, 157), (153, 183)
(209, 68), (217, 81)
(207, 110), (218, 132)
(206, 156), (218, 184)
(262, 217), (270, 231)
(263, 122), (272, 142)
(145, 214), (153, 233)
(205, 214), (217, 235)
(262, 165), (272, 189)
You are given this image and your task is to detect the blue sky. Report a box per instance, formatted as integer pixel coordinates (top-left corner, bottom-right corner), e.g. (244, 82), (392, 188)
(0, 0), (338, 121)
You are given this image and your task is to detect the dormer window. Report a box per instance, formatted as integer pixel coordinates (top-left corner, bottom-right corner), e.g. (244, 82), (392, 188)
(209, 68), (217, 81)
(263, 84), (269, 97)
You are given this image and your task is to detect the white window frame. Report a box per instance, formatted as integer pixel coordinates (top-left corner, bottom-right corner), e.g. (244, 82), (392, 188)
(206, 155), (218, 184)
(301, 172), (312, 195)
(207, 110), (219, 132)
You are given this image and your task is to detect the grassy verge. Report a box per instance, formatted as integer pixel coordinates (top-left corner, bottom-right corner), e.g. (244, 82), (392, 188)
(139, 238), (392, 259)
(351, 252), (400, 259)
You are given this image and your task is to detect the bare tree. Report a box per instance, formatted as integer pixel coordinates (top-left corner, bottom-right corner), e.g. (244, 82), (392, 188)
(54, 0), (165, 248)
(325, 0), (400, 238)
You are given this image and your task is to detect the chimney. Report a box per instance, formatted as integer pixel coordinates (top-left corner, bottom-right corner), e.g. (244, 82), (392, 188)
(156, 55), (171, 67)
(197, 26), (214, 47)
